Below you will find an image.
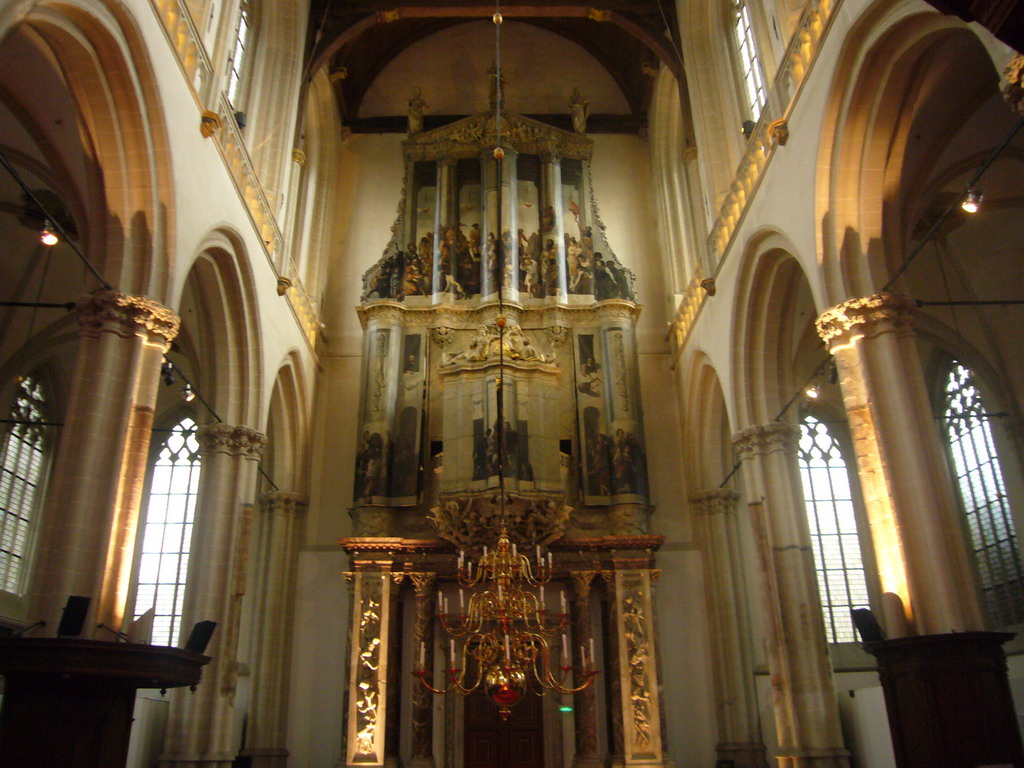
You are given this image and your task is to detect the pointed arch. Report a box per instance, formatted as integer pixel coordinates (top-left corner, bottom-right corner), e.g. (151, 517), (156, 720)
(1, 0), (176, 300)
(731, 229), (822, 428)
(264, 349), (311, 493)
(815, 2), (1005, 303)
(177, 226), (263, 428)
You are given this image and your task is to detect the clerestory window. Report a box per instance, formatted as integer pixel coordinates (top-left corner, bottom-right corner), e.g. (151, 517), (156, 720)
(731, 0), (767, 123)
(226, 0), (251, 105)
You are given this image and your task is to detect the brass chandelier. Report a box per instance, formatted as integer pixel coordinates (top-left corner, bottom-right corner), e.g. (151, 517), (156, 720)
(413, 3), (597, 719)
(414, 528), (597, 718)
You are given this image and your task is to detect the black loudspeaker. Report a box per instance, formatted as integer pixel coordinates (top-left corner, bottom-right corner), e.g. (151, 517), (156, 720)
(184, 620), (217, 654)
(852, 608), (886, 643)
(57, 596), (91, 637)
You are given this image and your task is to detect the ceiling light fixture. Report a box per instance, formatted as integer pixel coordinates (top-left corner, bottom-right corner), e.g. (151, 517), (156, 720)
(182, 383), (196, 402)
(39, 220), (59, 246)
(961, 187), (983, 214)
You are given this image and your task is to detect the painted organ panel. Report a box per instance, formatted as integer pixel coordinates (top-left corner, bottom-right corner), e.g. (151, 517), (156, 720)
(352, 106), (650, 541)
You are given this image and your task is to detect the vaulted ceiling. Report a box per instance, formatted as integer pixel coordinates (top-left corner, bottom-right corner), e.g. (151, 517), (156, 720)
(304, 2), (682, 133)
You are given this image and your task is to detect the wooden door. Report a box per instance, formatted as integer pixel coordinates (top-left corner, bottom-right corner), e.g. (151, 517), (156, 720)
(464, 686), (544, 768)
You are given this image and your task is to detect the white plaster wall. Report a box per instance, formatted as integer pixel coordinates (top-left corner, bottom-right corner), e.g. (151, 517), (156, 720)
(287, 548), (351, 767)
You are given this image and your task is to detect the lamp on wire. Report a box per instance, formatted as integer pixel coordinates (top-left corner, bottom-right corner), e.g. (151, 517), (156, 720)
(412, 1), (597, 719)
(182, 383), (196, 403)
(961, 187), (983, 214)
(39, 220), (59, 246)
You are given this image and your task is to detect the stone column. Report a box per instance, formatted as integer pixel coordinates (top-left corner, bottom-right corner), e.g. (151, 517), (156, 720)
(690, 489), (766, 768)
(343, 570), (397, 768)
(241, 491), (307, 768)
(601, 573), (625, 768)
(159, 423), (267, 768)
(539, 144), (568, 298)
(816, 293), (983, 635)
(409, 573), (437, 768)
(571, 570), (601, 768)
(30, 289), (179, 634)
(732, 423), (849, 768)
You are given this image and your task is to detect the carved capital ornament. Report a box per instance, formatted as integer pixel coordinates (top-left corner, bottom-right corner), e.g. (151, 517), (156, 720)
(197, 424), (268, 460)
(815, 292), (916, 348)
(732, 422), (800, 461)
(76, 289), (180, 347)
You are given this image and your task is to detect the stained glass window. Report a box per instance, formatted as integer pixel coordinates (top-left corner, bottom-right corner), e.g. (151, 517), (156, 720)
(0, 376), (49, 593)
(134, 417), (202, 646)
(798, 416), (870, 642)
(732, 1), (767, 122)
(943, 361), (1024, 626)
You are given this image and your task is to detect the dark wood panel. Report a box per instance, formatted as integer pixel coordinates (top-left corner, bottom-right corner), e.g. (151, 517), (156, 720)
(464, 686), (544, 768)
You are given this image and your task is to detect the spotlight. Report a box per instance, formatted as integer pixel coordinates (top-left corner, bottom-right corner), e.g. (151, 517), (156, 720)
(961, 187), (983, 214)
(805, 383), (821, 400)
(161, 361), (175, 387)
(39, 220), (59, 246)
(182, 383), (196, 402)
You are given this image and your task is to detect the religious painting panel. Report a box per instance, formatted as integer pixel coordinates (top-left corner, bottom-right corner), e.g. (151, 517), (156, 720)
(355, 326), (396, 504)
(386, 331), (427, 503)
(457, 159), (482, 297)
(602, 326), (649, 501)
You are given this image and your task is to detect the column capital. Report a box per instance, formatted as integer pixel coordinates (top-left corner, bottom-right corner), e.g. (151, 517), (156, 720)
(408, 572), (436, 596)
(570, 569), (597, 598)
(689, 489), (740, 515)
(815, 292), (916, 349)
(258, 491), (307, 516)
(76, 289), (180, 347)
(731, 422), (799, 461)
(197, 423), (267, 460)
(538, 141), (561, 163)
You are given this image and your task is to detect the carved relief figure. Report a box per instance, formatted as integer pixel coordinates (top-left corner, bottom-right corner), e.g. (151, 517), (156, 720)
(569, 87), (589, 134)
(622, 588), (653, 752)
(407, 88), (427, 134)
(354, 586), (383, 756)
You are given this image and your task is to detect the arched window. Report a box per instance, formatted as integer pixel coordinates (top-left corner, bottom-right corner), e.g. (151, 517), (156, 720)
(133, 416), (202, 646)
(798, 415), (870, 642)
(226, 0), (252, 105)
(0, 376), (50, 594)
(731, 0), (767, 122)
(942, 361), (1024, 626)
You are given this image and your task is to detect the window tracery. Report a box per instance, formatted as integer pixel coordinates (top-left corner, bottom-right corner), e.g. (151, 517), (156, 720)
(0, 376), (49, 594)
(797, 415), (870, 642)
(942, 361), (1024, 626)
(731, 0), (767, 122)
(133, 416), (202, 646)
